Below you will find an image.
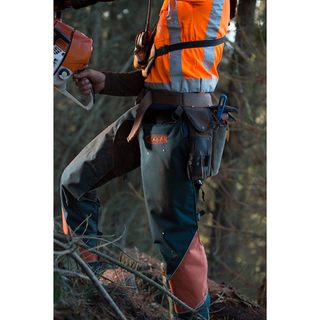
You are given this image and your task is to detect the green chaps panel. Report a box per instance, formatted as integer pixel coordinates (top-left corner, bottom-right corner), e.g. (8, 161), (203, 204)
(139, 119), (199, 278)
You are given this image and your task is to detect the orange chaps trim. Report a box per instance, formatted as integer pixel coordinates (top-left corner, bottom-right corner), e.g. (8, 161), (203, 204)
(168, 230), (209, 314)
(61, 206), (98, 263)
(61, 206), (70, 236)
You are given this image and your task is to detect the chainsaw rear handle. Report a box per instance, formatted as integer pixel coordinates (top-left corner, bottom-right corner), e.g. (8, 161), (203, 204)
(73, 71), (96, 110)
(54, 67), (96, 110)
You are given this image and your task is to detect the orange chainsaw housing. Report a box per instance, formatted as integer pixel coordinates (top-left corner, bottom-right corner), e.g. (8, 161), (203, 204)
(54, 18), (93, 75)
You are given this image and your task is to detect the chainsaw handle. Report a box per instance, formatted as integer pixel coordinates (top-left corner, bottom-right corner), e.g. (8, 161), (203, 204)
(74, 86), (95, 110)
(80, 80), (96, 110)
(71, 72), (96, 110)
(88, 86), (96, 109)
(56, 86), (95, 110)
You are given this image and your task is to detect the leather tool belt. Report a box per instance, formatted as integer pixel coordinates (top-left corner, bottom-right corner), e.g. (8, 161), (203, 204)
(127, 89), (237, 180)
(127, 90), (213, 142)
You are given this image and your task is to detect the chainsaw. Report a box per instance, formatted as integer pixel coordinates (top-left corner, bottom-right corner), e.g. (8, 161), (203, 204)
(54, 17), (95, 110)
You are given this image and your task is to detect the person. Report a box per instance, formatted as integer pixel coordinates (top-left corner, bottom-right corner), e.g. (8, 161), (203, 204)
(59, 1), (237, 319)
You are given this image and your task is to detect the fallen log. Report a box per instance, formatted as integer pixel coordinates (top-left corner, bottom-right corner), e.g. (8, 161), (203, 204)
(105, 248), (267, 320)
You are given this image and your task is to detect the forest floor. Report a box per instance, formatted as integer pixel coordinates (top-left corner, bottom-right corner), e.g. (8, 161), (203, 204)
(54, 234), (266, 320)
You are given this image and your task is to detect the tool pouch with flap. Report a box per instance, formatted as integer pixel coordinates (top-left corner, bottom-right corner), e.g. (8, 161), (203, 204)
(183, 107), (228, 181)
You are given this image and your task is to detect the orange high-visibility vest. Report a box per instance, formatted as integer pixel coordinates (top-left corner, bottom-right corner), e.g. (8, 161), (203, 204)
(145, 0), (230, 93)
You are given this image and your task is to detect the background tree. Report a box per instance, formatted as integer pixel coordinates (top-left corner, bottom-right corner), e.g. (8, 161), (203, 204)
(197, 0), (266, 302)
(54, 0), (266, 304)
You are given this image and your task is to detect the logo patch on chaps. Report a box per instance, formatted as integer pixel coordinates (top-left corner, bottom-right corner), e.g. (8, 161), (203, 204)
(146, 134), (168, 145)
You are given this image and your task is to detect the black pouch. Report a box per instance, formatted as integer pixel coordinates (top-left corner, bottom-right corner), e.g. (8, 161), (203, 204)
(183, 106), (228, 181)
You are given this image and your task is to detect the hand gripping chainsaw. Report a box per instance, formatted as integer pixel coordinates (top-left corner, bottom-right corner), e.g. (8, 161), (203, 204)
(54, 17), (95, 110)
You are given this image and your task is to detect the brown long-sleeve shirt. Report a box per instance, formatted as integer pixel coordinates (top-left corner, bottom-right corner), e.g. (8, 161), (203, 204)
(101, 70), (145, 97)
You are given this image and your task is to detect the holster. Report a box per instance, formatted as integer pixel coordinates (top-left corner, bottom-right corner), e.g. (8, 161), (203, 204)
(133, 25), (157, 77)
(182, 106), (229, 180)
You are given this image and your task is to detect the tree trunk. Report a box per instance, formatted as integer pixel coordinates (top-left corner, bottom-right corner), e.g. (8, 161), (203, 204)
(208, 0), (267, 305)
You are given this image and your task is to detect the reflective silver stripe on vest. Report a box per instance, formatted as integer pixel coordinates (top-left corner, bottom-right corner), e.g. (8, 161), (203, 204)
(203, 0), (224, 76)
(167, 1), (183, 92)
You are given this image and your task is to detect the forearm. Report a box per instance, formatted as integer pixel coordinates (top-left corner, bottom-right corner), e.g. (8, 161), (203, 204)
(54, 0), (117, 11)
(71, 0), (97, 9)
(101, 70), (145, 96)
(71, 0), (117, 9)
